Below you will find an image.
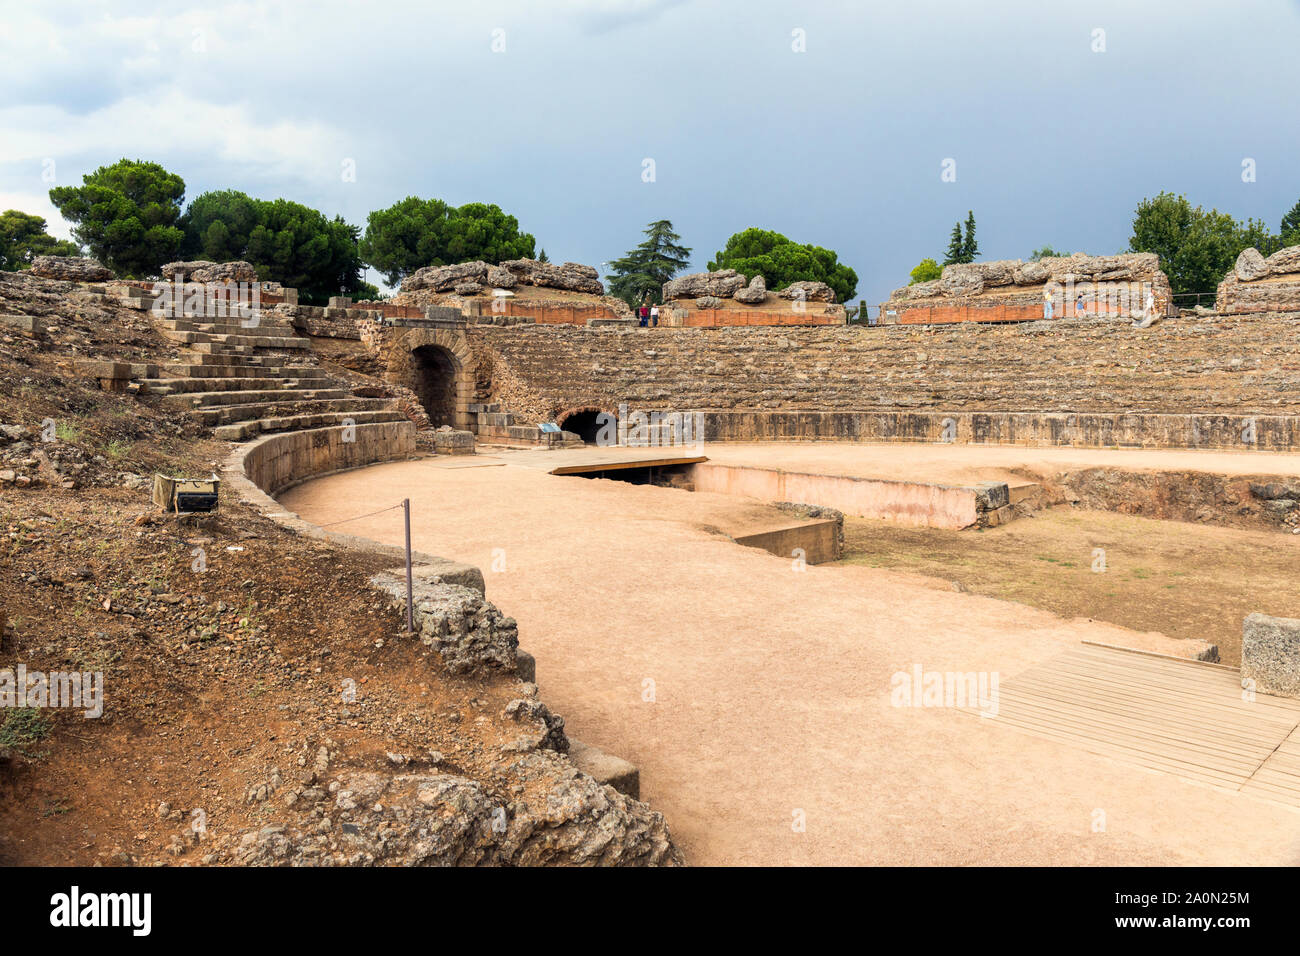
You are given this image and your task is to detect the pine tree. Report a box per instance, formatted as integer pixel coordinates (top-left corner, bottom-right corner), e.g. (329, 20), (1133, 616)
(1281, 200), (1300, 246)
(607, 220), (692, 307)
(960, 210), (978, 263)
(943, 222), (964, 265)
(537, 247), (550, 262)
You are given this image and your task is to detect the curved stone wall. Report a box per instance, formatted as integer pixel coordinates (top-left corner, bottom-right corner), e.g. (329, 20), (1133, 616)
(231, 421), (417, 498)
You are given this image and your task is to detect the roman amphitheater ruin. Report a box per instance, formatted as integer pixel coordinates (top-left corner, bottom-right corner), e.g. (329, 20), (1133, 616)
(5, 243), (1300, 866)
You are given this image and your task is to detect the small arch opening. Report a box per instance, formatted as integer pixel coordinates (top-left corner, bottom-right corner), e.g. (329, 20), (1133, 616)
(412, 345), (459, 427)
(559, 409), (604, 444)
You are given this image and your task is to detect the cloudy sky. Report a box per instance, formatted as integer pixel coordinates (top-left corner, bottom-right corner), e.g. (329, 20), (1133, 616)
(2, 0), (1298, 303)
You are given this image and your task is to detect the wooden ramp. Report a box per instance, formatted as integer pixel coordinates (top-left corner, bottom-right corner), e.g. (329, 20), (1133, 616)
(966, 642), (1300, 808)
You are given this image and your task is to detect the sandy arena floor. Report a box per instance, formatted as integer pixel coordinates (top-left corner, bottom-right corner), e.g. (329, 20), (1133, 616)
(280, 443), (1300, 865)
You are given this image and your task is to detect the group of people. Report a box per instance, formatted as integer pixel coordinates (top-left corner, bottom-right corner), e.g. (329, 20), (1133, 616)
(637, 303), (660, 327)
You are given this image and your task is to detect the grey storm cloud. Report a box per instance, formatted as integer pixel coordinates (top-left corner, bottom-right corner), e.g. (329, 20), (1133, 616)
(1, 0), (1298, 303)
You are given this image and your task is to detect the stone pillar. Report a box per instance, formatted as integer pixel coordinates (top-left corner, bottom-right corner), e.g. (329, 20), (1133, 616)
(1242, 613), (1300, 698)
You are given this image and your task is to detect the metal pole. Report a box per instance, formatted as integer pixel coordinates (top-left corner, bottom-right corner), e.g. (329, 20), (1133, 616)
(403, 498), (414, 633)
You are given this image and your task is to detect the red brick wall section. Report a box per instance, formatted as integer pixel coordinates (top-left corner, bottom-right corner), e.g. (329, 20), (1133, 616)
(492, 301), (621, 325)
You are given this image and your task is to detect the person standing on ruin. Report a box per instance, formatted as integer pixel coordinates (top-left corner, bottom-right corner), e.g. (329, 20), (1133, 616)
(650, 304), (659, 327)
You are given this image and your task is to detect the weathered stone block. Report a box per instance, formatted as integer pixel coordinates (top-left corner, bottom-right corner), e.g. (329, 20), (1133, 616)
(516, 649), (536, 683)
(1242, 612), (1300, 699)
(974, 481), (1011, 511)
(0, 313), (42, 334)
(433, 429), (474, 455)
(568, 739), (639, 799)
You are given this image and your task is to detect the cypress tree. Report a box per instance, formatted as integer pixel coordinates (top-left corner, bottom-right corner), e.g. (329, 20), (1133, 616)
(960, 210), (979, 263)
(943, 222), (965, 265)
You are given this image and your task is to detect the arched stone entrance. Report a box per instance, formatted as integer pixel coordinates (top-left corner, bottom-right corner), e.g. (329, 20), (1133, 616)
(557, 406), (609, 444)
(381, 328), (474, 429)
(412, 345), (460, 427)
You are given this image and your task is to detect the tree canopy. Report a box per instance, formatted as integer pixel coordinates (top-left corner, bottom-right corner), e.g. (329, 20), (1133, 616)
(1281, 199), (1300, 247)
(357, 197), (535, 287)
(708, 227), (858, 302)
(909, 257), (941, 285)
(1129, 192), (1276, 297)
(181, 190), (366, 304)
(607, 219), (692, 307)
(48, 158), (185, 277)
(0, 210), (80, 271)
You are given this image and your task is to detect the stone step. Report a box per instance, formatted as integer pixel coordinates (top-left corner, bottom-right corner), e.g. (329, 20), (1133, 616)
(163, 320), (298, 336)
(165, 330), (308, 349)
(160, 364), (327, 380)
(163, 387), (350, 408)
(189, 341), (252, 355)
(213, 409), (407, 441)
(141, 375), (329, 394)
(192, 397), (397, 426)
(186, 352), (267, 367)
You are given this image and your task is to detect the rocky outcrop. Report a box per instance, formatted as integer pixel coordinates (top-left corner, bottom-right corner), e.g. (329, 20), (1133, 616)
(161, 260), (259, 284)
(893, 253), (1164, 301)
(403, 261), (489, 293)
(369, 571), (517, 674)
(662, 269), (747, 300)
(504, 697), (569, 753)
(226, 752), (681, 866)
(1235, 248), (1269, 282)
(882, 252), (1172, 322)
(486, 264), (516, 289)
(1267, 245), (1300, 275)
(500, 259), (604, 295)
(1217, 243), (1300, 314)
(779, 280), (837, 303)
(29, 256), (113, 282)
(404, 260), (604, 296)
(733, 274), (767, 304)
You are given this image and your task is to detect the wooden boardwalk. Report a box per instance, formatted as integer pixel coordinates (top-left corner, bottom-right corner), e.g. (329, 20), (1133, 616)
(967, 642), (1300, 808)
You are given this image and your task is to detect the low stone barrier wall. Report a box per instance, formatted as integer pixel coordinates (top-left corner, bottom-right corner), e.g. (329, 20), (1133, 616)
(232, 420), (417, 497)
(699, 410), (1300, 452)
(732, 516), (843, 562)
(222, 421), (480, 583)
(691, 461), (992, 529)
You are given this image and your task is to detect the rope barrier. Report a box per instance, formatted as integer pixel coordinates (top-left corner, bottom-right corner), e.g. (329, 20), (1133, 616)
(316, 503), (405, 528)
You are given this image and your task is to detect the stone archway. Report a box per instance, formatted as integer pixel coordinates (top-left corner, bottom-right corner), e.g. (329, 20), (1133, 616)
(412, 345), (460, 427)
(382, 328), (475, 429)
(557, 405), (610, 444)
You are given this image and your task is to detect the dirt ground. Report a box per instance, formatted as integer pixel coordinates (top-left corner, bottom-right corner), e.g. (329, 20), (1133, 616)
(0, 484), (545, 865)
(283, 450), (1300, 867)
(840, 508), (1300, 665)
